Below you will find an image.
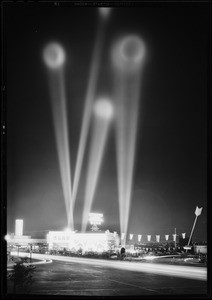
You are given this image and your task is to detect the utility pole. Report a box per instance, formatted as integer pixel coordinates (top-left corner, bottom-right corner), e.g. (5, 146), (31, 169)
(174, 228), (177, 249)
(30, 244), (32, 263)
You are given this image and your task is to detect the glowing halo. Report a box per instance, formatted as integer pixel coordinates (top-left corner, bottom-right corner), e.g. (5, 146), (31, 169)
(93, 98), (114, 120)
(111, 35), (146, 72)
(98, 7), (111, 19)
(43, 42), (66, 69)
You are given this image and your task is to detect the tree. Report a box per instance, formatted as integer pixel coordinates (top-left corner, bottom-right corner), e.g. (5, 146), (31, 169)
(8, 260), (36, 293)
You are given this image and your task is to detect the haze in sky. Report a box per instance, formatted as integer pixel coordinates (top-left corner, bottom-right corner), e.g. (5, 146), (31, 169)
(4, 2), (209, 242)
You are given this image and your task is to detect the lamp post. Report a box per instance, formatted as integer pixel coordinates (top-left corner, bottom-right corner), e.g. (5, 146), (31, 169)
(29, 244), (32, 263)
(16, 244), (20, 257)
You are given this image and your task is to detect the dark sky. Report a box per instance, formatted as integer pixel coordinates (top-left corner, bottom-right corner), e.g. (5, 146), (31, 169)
(4, 2), (209, 241)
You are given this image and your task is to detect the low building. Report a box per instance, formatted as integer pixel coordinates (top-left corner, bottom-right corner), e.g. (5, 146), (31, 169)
(194, 245), (207, 254)
(46, 230), (120, 253)
(6, 234), (46, 246)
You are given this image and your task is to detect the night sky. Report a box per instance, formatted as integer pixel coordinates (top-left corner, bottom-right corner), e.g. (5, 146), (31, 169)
(4, 2), (209, 241)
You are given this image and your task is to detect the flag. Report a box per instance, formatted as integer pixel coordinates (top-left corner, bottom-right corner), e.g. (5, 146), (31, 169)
(121, 233), (125, 239)
(195, 206), (203, 216)
(138, 235), (142, 242)
(147, 235), (151, 242)
(173, 234), (176, 241)
(129, 234), (133, 240)
(182, 233), (186, 239)
(165, 234), (169, 241)
(156, 235), (160, 242)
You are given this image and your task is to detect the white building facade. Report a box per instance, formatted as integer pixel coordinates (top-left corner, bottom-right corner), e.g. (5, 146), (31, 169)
(46, 230), (120, 252)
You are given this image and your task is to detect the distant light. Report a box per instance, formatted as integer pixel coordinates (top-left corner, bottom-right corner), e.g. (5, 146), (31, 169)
(93, 98), (114, 120)
(143, 255), (158, 260)
(5, 235), (9, 241)
(112, 35), (146, 72)
(98, 7), (111, 19)
(64, 228), (73, 234)
(89, 213), (104, 225)
(43, 42), (66, 69)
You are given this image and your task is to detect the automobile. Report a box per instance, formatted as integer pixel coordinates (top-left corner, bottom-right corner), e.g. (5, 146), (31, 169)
(109, 253), (118, 259)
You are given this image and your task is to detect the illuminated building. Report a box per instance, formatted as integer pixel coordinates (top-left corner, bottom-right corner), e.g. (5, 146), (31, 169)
(194, 244), (207, 254)
(46, 230), (120, 253)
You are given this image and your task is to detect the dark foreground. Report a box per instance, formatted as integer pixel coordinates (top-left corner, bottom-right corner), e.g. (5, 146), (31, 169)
(6, 259), (207, 297)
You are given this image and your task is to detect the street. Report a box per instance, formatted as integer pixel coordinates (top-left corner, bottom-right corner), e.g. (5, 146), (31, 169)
(7, 253), (207, 296)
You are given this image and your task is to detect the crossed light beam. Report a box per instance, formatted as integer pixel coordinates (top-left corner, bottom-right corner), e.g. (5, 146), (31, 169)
(71, 8), (111, 227)
(81, 98), (114, 232)
(111, 35), (146, 245)
(43, 10), (147, 237)
(43, 42), (73, 230)
(43, 8), (111, 231)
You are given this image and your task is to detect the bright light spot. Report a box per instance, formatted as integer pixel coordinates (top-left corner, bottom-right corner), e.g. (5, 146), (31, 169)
(93, 98), (114, 120)
(98, 7), (111, 18)
(112, 35), (146, 72)
(64, 228), (73, 234)
(43, 42), (66, 69)
(89, 213), (103, 225)
(143, 255), (158, 260)
(5, 235), (9, 241)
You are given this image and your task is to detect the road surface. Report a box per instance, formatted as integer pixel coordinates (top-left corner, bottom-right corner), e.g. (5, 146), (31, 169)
(6, 252), (208, 296)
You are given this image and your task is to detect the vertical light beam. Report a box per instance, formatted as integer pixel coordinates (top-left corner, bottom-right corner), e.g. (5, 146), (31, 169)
(81, 98), (114, 232)
(111, 35), (146, 245)
(71, 9), (111, 217)
(43, 42), (73, 230)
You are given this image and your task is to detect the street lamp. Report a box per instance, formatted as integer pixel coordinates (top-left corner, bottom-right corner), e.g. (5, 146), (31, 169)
(16, 244), (20, 257)
(29, 243), (33, 263)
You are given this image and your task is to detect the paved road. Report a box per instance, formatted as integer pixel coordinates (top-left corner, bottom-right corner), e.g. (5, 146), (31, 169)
(7, 252), (207, 296)
(12, 252), (207, 281)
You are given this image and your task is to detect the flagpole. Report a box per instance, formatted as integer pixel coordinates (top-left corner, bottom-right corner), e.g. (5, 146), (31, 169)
(187, 215), (198, 247)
